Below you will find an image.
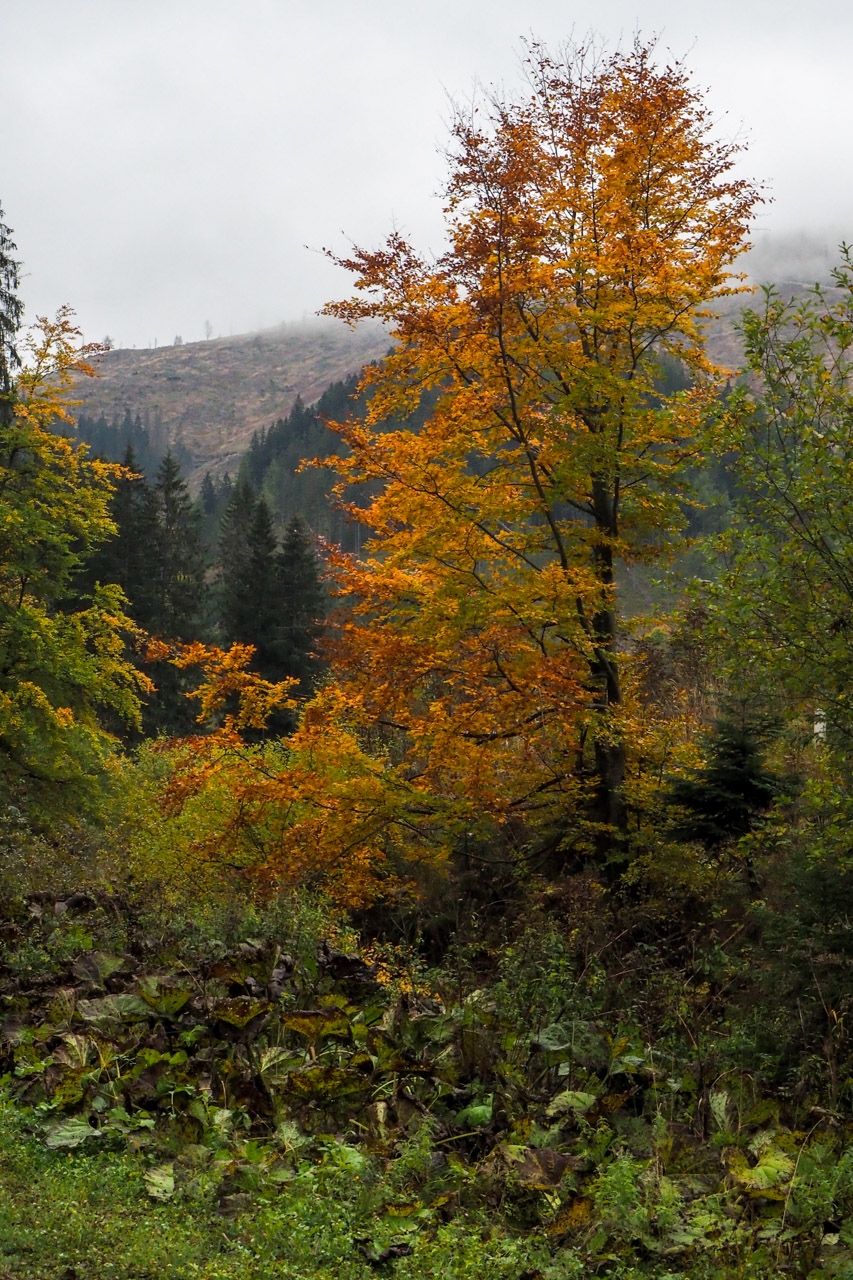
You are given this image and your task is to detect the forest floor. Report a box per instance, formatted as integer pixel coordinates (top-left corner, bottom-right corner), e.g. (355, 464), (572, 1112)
(2, 868), (853, 1280)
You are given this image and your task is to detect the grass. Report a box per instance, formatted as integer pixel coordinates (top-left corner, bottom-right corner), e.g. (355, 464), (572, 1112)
(0, 1103), (558, 1280)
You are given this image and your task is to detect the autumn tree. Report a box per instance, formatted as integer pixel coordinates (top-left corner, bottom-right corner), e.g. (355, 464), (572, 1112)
(149, 41), (760, 904)
(317, 38), (760, 867)
(0, 217), (146, 806)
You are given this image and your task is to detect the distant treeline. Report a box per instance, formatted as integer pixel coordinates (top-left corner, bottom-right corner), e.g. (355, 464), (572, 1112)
(75, 406), (193, 480)
(73, 367), (436, 555)
(76, 447), (325, 738)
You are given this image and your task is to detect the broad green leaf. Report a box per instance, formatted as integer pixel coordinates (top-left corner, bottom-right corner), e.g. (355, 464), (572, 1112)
(612, 1053), (647, 1072)
(532, 1024), (572, 1054)
(208, 1108), (234, 1135)
(144, 1163), (176, 1200)
(138, 978), (192, 1018)
(280, 1009), (351, 1040)
(45, 1117), (102, 1148)
(77, 993), (151, 1024)
(727, 1146), (794, 1198)
(283, 1066), (368, 1099)
(258, 1046), (301, 1082)
(54, 1033), (95, 1068)
(211, 997), (271, 1029)
(327, 1144), (369, 1173)
(546, 1090), (597, 1117)
(455, 1095), (493, 1127)
(709, 1089), (731, 1133)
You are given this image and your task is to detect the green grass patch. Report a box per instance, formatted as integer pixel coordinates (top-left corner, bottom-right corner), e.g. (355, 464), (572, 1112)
(0, 1103), (561, 1280)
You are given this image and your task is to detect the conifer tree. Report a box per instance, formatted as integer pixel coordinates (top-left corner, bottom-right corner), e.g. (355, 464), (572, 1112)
(276, 513), (326, 693)
(197, 471), (232, 555)
(138, 453), (209, 734)
(216, 485), (326, 721)
(219, 490), (300, 682)
(151, 452), (208, 641)
(666, 711), (782, 852)
(200, 472), (217, 521)
(77, 445), (161, 630)
(245, 497), (283, 675)
(218, 476), (259, 647)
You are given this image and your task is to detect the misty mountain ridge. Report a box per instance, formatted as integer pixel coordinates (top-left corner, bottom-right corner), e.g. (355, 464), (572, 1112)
(69, 237), (851, 492)
(71, 317), (390, 490)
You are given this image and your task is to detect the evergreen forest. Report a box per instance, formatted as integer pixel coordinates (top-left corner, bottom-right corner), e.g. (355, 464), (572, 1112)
(6, 38), (853, 1280)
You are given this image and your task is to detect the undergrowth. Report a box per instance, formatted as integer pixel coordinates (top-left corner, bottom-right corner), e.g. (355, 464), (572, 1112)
(2, 863), (853, 1279)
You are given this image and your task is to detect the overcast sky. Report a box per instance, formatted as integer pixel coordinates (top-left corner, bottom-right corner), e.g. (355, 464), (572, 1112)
(4, 0), (851, 349)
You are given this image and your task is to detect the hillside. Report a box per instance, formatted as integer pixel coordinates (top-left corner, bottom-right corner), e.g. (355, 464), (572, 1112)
(69, 284), (830, 494)
(71, 319), (390, 488)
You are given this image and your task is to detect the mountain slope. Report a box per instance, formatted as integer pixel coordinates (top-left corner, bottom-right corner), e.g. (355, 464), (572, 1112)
(71, 320), (389, 488)
(70, 287), (829, 493)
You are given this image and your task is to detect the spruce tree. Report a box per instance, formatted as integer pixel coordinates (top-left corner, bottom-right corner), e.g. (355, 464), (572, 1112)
(275, 513), (326, 694)
(200, 472), (216, 516)
(142, 453), (208, 734)
(218, 476), (258, 647)
(245, 497), (283, 676)
(78, 446), (161, 630)
(219, 488), (287, 680)
(216, 492), (326, 730)
(666, 710), (782, 851)
(151, 452), (208, 641)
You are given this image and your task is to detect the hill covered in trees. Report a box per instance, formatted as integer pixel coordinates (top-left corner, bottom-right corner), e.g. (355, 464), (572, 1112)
(68, 296), (777, 492)
(70, 319), (390, 490)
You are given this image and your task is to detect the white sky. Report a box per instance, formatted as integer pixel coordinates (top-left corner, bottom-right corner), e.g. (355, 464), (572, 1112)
(4, 0), (852, 349)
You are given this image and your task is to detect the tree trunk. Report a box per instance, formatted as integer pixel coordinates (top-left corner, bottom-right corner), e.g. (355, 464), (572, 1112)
(588, 479), (628, 857)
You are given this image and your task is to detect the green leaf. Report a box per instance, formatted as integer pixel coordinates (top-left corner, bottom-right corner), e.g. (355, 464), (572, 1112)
(45, 1117), (102, 1149)
(106, 1106), (155, 1134)
(77, 993), (151, 1025)
(258, 1046), (301, 1082)
(709, 1089), (731, 1133)
(283, 1066), (368, 1099)
(144, 1163), (176, 1200)
(455, 1095), (493, 1128)
(138, 978), (192, 1018)
(211, 997), (272, 1030)
(612, 1053), (646, 1072)
(727, 1146), (794, 1198)
(325, 1143), (369, 1173)
(546, 1090), (597, 1117)
(280, 1009), (352, 1040)
(532, 1024), (572, 1054)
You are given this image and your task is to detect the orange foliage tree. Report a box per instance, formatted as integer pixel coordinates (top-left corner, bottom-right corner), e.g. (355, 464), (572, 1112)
(154, 39), (760, 902)
(152, 643), (435, 908)
(315, 39), (761, 867)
